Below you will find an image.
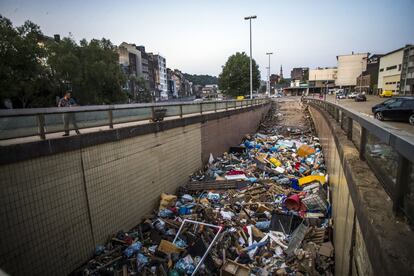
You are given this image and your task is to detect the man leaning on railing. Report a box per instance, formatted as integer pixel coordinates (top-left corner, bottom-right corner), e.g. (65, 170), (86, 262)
(58, 91), (81, 136)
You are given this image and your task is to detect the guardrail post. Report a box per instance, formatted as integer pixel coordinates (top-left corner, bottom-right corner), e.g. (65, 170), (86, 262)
(180, 105), (183, 118)
(214, 102), (217, 113)
(394, 155), (410, 216)
(347, 117), (353, 140)
(359, 127), (367, 160)
(200, 103), (203, 114)
(225, 101), (228, 111)
(108, 110), (114, 129)
(36, 114), (46, 140)
(335, 107), (340, 122)
(341, 112), (345, 128)
(151, 106), (155, 121)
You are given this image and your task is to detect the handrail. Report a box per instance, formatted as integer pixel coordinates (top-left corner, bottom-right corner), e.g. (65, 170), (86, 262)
(0, 99), (264, 117)
(0, 99), (270, 141)
(304, 98), (414, 163)
(304, 97), (414, 222)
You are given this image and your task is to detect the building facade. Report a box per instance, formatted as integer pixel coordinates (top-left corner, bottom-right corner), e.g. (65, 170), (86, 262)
(118, 42), (143, 98)
(356, 54), (382, 94)
(400, 44), (414, 95)
(378, 48), (404, 94)
(308, 67), (337, 93)
(290, 67), (309, 81)
(153, 54), (168, 100)
(336, 52), (368, 89)
(136, 46), (150, 84)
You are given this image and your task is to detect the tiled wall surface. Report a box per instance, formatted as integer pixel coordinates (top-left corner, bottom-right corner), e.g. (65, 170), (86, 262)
(309, 106), (373, 276)
(83, 124), (202, 244)
(0, 105), (270, 275)
(201, 107), (269, 163)
(0, 151), (94, 275)
(0, 124), (202, 275)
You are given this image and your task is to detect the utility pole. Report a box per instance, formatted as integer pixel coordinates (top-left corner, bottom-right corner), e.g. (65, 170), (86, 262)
(244, 15), (257, 99)
(266, 52), (273, 96)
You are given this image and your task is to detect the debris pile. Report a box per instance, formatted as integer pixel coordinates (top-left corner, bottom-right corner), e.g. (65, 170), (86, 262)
(74, 104), (334, 276)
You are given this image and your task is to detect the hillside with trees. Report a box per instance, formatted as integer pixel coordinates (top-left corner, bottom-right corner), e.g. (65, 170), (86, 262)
(183, 73), (218, 86)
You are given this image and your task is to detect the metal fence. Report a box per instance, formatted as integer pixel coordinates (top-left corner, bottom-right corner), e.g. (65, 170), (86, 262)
(0, 99), (269, 140)
(305, 98), (414, 224)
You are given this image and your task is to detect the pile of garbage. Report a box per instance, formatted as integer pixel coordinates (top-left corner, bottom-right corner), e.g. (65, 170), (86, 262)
(74, 106), (334, 276)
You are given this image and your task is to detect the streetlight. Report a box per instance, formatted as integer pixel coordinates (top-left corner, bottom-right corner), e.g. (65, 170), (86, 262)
(244, 15), (257, 99)
(266, 52), (273, 96)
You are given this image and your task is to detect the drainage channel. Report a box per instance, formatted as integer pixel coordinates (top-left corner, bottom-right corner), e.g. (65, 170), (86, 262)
(73, 99), (334, 275)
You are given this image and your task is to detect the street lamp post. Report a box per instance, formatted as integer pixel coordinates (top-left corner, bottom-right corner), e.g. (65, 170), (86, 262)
(244, 15), (257, 99)
(266, 52), (273, 96)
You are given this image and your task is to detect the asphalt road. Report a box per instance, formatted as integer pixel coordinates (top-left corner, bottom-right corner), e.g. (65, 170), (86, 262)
(323, 94), (414, 135)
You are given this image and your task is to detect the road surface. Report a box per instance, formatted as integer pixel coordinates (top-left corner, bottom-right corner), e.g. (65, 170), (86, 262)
(322, 94), (414, 135)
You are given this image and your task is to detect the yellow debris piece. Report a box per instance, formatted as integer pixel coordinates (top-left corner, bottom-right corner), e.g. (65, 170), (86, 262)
(298, 175), (326, 186)
(269, 157), (282, 167)
(159, 193), (177, 210)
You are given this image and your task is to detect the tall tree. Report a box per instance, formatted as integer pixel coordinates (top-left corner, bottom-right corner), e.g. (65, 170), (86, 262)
(132, 76), (152, 103)
(46, 37), (127, 105)
(218, 52), (260, 97)
(78, 38), (127, 104)
(0, 15), (51, 107)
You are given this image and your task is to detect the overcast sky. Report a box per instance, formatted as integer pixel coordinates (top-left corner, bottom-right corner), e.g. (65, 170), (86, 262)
(1, 0), (413, 79)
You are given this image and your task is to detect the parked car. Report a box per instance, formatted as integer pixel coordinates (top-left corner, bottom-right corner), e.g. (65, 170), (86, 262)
(371, 97), (406, 113)
(347, 92), (358, 99)
(336, 93), (346, 99)
(379, 90), (393, 97)
(354, 93), (366, 102)
(373, 97), (414, 125)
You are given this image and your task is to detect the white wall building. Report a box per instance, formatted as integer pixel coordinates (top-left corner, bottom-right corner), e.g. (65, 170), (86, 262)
(336, 53), (368, 87)
(154, 54), (168, 100)
(309, 67), (337, 81)
(378, 47), (404, 94)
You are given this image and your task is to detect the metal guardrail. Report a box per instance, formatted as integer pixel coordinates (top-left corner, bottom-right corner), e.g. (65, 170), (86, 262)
(305, 98), (414, 223)
(0, 99), (269, 140)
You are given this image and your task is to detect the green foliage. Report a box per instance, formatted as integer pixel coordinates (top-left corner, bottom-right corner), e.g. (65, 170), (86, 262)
(130, 76), (153, 103)
(47, 37), (127, 105)
(0, 15), (54, 107)
(183, 73), (218, 86)
(218, 52), (260, 97)
(0, 14), (127, 107)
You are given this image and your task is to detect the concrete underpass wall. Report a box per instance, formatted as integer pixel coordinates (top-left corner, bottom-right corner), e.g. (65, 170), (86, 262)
(201, 109), (265, 163)
(310, 107), (372, 275)
(0, 104), (270, 276)
(309, 105), (414, 276)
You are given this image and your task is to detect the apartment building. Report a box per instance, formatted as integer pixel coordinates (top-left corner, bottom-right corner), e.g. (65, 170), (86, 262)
(153, 54), (168, 100)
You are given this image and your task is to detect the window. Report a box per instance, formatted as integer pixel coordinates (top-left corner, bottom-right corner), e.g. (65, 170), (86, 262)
(380, 68), (384, 72)
(399, 64), (402, 71)
(402, 100), (414, 108)
(384, 99), (397, 105)
(386, 65), (397, 71)
(388, 101), (402, 108)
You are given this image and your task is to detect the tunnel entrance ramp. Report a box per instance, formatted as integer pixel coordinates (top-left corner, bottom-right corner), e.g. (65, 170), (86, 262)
(74, 100), (333, 275)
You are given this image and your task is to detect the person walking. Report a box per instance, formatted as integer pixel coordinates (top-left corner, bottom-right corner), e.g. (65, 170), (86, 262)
(58, 91), (80, 136)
